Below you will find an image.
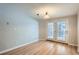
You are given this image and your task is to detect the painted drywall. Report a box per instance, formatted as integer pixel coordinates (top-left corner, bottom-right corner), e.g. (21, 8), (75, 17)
(67, 15), (77, 46)
(39, 15), (77, 46)
(39, 20), (47, 40)
(77, 12), (79, 52)
(0, 5), (39, 51)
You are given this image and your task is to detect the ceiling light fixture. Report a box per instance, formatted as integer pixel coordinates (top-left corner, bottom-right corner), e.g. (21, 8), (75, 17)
(44, 11), (50, 19)
(36, 13), (39, 16)
(45, 12), (48, 15)
(36, 10), (50, 19)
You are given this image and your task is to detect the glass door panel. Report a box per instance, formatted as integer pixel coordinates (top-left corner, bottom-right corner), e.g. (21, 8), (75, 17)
(48, 23), (54, 39)
(57, 21), (66, 41)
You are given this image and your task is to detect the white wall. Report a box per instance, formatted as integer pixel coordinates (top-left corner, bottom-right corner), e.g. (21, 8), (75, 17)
(78, 12), (79, 52)
(68, 15), (77, 46)
(0, 5), (39, 51)
(39, 15), (77, 46)
(39, 20), (47, 40)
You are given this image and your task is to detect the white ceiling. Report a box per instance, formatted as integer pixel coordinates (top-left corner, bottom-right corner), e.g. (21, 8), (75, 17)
(0, 3), (79, 20)
(28, 3), (79, 19)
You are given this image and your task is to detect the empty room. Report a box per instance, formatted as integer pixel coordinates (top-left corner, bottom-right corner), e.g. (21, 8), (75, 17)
(0, 3), (79, 55)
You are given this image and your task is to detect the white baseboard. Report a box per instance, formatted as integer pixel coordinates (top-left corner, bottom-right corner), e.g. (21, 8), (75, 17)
(47, 39), (78, 46)
(47, 39), (67, 44)
(0, 40), (38, 54)
(68, 43), (77, 46)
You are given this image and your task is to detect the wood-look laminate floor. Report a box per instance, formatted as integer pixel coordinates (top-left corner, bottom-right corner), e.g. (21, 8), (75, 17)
(1, 41), (78, 55)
